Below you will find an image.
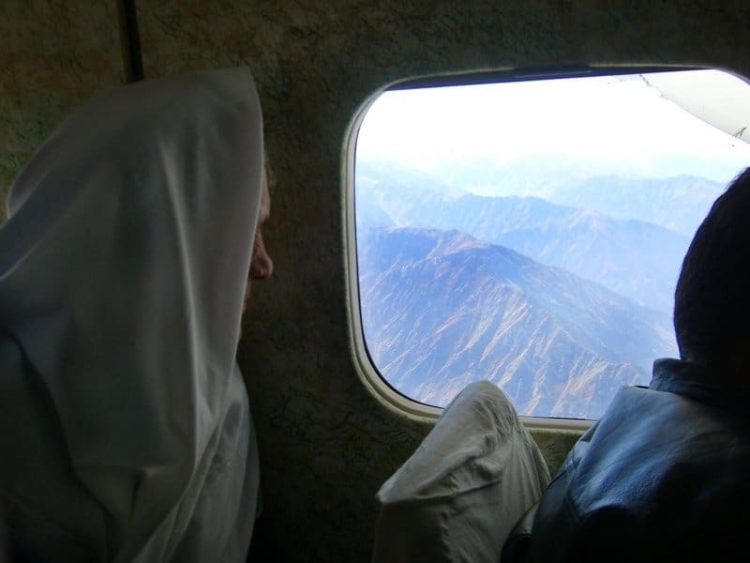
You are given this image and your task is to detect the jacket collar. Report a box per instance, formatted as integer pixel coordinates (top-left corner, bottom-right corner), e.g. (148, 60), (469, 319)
(651, 358), (750, 418)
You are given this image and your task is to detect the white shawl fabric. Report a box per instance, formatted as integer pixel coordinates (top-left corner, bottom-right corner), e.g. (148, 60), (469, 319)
(0, 68), (263, 562)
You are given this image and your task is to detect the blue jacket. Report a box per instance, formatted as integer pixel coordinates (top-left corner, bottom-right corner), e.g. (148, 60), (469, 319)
(525, 359), (750, 563)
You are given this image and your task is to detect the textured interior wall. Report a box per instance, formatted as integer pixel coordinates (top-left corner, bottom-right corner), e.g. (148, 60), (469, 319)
(0, 1), (126, 211)
(134, 2), (750, 561)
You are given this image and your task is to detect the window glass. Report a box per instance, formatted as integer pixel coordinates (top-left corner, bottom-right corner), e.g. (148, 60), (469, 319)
(353, 69), (750, 419)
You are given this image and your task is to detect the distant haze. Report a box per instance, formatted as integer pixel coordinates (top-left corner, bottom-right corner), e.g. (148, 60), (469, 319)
(357, 70), (750, 184)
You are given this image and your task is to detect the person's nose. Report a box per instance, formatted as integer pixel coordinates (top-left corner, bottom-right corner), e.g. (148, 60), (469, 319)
(250, 242), (274, 280)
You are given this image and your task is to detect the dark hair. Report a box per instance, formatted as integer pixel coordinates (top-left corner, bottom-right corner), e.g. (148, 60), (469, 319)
(674, 167), (750, 362)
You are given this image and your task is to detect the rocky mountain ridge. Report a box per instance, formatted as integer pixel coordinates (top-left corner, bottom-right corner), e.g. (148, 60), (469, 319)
(358, 227), (677, 418)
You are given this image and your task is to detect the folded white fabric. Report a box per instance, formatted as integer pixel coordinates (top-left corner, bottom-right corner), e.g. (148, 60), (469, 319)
(373, 381), (550, 563)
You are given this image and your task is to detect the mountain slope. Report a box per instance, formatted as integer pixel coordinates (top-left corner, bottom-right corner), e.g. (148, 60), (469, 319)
(359, 180), (691, 312)
(494, 208), (690, 312)
(431, 155), (727, 235)
(358, 227), (677, 418)
(547, 174), (725, 236)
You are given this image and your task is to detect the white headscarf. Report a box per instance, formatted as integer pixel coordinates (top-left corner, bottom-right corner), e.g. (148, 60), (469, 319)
(0, 68), (263, 562)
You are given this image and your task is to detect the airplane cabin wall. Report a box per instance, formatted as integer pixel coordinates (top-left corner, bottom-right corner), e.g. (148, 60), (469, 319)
(2, 1), (750, 562)
(0, 1), (126, 210)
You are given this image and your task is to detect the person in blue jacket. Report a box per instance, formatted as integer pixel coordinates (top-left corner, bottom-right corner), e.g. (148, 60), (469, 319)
(516, 167), (750, 563)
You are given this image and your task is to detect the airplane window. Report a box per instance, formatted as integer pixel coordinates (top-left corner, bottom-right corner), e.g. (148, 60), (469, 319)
(349, 68), (750, 420)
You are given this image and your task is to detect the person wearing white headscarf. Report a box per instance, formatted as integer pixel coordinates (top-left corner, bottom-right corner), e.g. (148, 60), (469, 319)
(0, 68), (268, 562)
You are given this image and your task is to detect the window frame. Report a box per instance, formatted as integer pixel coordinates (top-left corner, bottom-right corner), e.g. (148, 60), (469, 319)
(344, 64), (703, 429)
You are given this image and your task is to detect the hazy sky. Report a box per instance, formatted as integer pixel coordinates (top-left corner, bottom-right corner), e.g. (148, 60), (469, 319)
(356, 70), (750, 183)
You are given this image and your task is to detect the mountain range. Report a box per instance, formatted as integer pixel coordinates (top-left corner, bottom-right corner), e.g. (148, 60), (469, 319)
(356, 162), (704, 312)
(354, 159), (732, 418)
(358, 227), (677, 418)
